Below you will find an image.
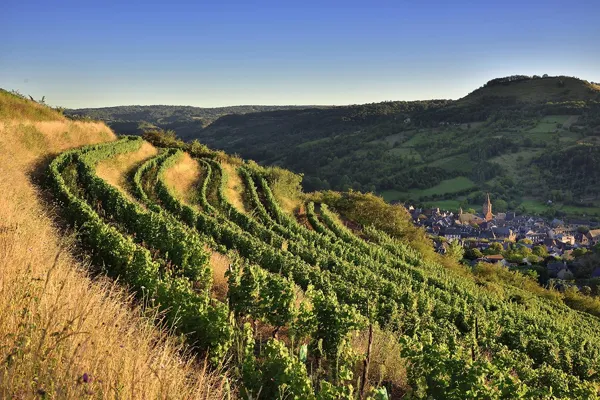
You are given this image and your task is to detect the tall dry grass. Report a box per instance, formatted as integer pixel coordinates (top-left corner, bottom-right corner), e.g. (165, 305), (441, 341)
(0, 118), (227, 399)
(163, 152), (203, 206)
(220, 162), (247, 215)
(0, 89), (65, 121)
(96, 141), (158, 202)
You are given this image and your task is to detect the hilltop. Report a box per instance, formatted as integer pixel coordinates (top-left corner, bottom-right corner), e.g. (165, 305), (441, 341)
(460, 75), (600, 105)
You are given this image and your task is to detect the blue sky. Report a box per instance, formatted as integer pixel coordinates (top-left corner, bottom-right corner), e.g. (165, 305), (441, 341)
(1, 0), (599, 108)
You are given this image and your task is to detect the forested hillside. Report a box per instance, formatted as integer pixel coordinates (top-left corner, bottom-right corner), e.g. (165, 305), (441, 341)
(69, 75), (600, 218)
(67, 104), (324, 137)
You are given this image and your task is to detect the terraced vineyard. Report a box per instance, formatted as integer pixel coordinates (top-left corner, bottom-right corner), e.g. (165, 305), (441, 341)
(48, 136), (600, 399)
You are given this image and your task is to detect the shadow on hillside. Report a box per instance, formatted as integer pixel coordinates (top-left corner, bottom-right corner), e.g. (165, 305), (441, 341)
(28, 154), (104, 276)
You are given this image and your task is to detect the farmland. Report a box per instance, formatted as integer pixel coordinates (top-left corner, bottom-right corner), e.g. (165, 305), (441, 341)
(42, 128), (600, 398)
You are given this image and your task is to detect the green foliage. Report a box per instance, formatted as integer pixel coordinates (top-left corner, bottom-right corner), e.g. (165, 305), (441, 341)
(242, 338), (315, 399)
(46, 139), (232, 363)
(227, 263), (297, 331)
(484, 242), (503, 255)
(464, 248), (483, 260)
(47, 133), (600, 398)
(308, 289), (366, 359)
(573, 247), (589, 258)
(446, 241), (465, 262)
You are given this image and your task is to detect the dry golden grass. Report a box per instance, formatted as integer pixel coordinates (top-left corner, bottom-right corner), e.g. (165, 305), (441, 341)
(351, 326), (408, 397)
(209, 251), (231, 302)
(0, 118), (227, 399)
(279, 196), (301, 217)
(96, 141), (158, 201)
(163, 152), (203, 205)
(221, 162), (247, 214)
(2, 120), (114, 160)
(0, 90), (65, 121)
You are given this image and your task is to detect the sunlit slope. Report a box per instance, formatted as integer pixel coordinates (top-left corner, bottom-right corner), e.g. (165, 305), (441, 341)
(0, 91), (225, 399)
(55, 127), (600, 398)
(459, 76), (600, 104)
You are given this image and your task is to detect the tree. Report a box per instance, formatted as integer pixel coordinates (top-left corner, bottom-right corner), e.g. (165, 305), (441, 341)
(495, 199), (508, 213)
(577, 226), (590, 234)
(573, 248), (588, 258)
(532, 245), (548, 258)
(447, 241), (465, 262)
(464, 248), (483, 260)
(485, 242), (503, 255)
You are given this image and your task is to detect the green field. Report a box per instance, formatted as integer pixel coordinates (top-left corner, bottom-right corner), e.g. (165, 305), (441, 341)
(489, 149), (543, 175)
(428, 154), (474, 173)
(424, 199), (462, 211)
(520, 199), (600, 217)
(387, 147), (423, 161)
(380, 176), (476, 202)
(409, 176), (476, 197)
(527, 115), (577, 134)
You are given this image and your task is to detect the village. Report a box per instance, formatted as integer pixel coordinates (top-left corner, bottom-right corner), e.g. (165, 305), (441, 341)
(408, 195), (600, 282)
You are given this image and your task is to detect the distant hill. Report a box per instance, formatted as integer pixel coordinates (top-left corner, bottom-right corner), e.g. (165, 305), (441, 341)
(67, 76), (600, 218)
(66, 104), (326, 137)
(460, 75), (600, 104)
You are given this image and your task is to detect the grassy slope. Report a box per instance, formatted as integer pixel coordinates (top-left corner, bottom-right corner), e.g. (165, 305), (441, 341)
(0, 91), (225, 399)
(221, 161), (248, 214)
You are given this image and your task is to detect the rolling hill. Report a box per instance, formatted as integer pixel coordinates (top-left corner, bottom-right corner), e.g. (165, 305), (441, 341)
(67, 104), (326, 138)
(67, 75), (600, 219)
(7, 89), (600, 398)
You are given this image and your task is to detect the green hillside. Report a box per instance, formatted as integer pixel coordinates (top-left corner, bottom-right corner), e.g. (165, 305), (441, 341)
(38, 126), (600, 398)
(67, 76), (600, 219)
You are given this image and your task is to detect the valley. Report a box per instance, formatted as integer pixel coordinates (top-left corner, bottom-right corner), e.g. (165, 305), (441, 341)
(4, 76), (600, 399)
(69, 76), (600, 220)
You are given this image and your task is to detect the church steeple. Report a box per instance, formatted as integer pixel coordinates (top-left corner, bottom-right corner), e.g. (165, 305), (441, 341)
(483, 193), (493, 221)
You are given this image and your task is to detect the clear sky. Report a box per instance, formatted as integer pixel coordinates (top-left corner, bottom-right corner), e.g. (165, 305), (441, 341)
(2, 0), (599, 108)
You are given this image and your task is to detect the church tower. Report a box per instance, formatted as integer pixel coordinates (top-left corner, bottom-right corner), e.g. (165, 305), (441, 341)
(483, 193), (493, 221)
